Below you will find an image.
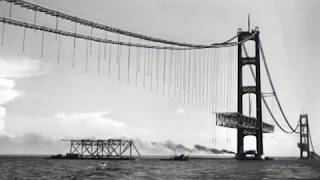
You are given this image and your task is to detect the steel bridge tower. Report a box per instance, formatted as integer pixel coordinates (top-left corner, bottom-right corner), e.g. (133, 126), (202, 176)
(299, 114), (310, 159)
(237, 28), (263, 159)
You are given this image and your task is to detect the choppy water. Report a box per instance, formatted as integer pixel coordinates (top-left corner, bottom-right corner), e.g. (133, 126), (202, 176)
(0, 156), (320, 179)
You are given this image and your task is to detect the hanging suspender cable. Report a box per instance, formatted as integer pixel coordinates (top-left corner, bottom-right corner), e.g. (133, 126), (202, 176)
(116, 34), (122, 81)
(162, 48), (167, 96)
(206, 49), (210, 110)
(9, 2), (13, 18)
(192, 50), (196, 106)
(176, 50), (180, 100)
(209, 49), (213, 111)
(146, 43), (150, 84)
(168, 48), (173, 97)
(174, 50), (177, 99)
(1, 22), (4, 45)
(85, 39), (89, 71)
(196, 50), (200, 108)
(90, 27), (93, 54)
(108, 39), (112, 77)
(72, 22), (77, 67)
(199, 50), (203, 109)
(143, 46), (146, 88)
(149, 44), (153, 90)
(118, 38), (122, 81)
(57, 34), (61, 63)
(22, 27), (26, 52)
(116, 34), (120, 65)
(127, 37), (131, 84)
(208, 49), (212, 111)
(204, 49), (208, 110)
(33, 10), (36, 32)
(222, 48), (227, 112)
(226, 48), (230, 112)
(212, 49), (217, 112)
(150, 47), (154, 91)
(200, 50), (205, 109)
(178, 51), (182, 102)
(104, 31), (107, 60)
(183, 50), (187, 103)
(188, 50), (191, 104)
(55, 17), (59, 40)
(136, 40), (141, 86)
(98, 42), (101, 74)
(40, 31), (44, 58)
(192, 50), (197, 107)
(156, 46), (160, 92)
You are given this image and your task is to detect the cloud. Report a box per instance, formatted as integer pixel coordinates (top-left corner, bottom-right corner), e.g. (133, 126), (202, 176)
(0, 107), (5, 134)
(0, 79), (19, 135)
(175, 108), (186, 115)
(0, 79), (19, 105)
(53, 112), (152, 139)
(0, 56), (49, 135)
(0, 133), (67, 154)
(0, 56), (49, 78)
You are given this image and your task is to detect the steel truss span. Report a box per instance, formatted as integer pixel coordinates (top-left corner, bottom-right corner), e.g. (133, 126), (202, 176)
(63, 139), (141, 159)
(216, 112), (274, 133)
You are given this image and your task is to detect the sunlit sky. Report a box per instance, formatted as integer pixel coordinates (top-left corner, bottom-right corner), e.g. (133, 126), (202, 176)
(0, 0), (319, 156)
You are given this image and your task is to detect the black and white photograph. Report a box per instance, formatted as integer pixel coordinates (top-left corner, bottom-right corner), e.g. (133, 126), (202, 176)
(0, 0), (319, 179)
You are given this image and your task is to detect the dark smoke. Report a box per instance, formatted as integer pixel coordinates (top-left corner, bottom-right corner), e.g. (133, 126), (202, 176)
(194, 144), (236, 154)
(152, 140), (192, 153)
(138, 139), (235, 155)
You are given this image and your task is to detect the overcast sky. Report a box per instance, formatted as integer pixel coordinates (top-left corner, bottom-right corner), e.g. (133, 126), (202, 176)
(0, 0), (319, 156)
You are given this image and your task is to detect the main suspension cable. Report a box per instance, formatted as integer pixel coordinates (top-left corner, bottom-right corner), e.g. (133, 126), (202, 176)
(1, 0), (260, 48)
(242, 44), (296, 134)
(308, 125), (316, 153)
(3, 0), (243, 48)
(259, 41), (299, 132)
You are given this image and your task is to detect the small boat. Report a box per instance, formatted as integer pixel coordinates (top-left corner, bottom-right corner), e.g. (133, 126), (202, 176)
(160, 154), (189, 161)
(51, 153), (79, 159)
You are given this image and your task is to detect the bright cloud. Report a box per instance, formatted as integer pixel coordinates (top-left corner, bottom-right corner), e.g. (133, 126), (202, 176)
(53, 112), (152, 139)
(0, 56), (49, 78)
(175, 108), (186, 115)
(0, 80), (19, 135)
(0, 107), (5, 134)
(0, 56), (49, 135)
(0, 79), (19, 105)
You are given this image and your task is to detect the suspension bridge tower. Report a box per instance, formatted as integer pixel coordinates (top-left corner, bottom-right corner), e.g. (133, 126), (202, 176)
(298, 114), (310, 159)
(237, 28), (263, 159)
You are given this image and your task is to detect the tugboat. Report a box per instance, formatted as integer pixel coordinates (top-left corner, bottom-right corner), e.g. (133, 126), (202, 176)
(160, 154), (189, 161)
(160, 145), (190, 161)
(51, 153), (79, 159)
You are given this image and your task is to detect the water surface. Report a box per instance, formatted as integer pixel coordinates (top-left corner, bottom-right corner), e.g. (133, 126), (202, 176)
(0, 156), (320, 179)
